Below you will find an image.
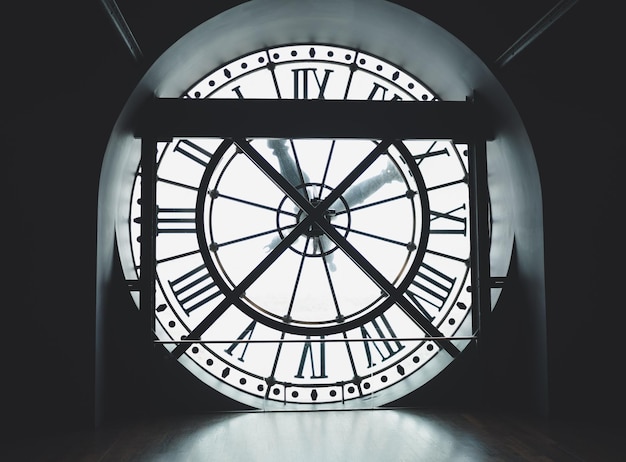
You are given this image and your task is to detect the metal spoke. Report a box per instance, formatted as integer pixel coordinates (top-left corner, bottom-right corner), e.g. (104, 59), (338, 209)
(156, 249), (200, 265)
(319, 237), (342, 320)
(267, 331), (288, 398)
(426, 177), (466, 193)
(157, 176), (199, 191)
(334, 193), (407, 216)
(317, 140), (336, 201)
(285, 238), (312, 320)
(216, 224), (297, 248)
(332, 225), (410, 248)
(289, 139), (310, 197)
(216, 191), (299, 217)
(426, 248), (469, 264)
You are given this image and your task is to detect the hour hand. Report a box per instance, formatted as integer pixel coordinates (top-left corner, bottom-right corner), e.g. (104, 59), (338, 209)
(265, 139), (309, 253)
(267, 139), (308, 192)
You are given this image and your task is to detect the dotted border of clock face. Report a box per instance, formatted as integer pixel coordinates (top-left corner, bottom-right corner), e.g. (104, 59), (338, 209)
(128, 43), (473, 408)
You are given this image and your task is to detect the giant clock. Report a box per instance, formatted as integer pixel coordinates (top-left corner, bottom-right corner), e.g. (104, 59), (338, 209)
(106, 0), (522, 410)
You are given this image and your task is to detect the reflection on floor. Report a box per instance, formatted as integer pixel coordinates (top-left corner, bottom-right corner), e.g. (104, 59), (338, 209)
(3, 408), (623, 461)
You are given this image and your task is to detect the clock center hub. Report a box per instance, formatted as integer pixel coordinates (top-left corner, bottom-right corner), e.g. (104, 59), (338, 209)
(299, 198), (336, 238)
(276, 183), (351, 258)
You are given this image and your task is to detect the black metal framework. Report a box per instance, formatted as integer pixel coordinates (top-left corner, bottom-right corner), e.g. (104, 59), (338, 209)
(135, 96), (492, 400)
(136, 98), (490, 141)
(139, 135), (157, 343)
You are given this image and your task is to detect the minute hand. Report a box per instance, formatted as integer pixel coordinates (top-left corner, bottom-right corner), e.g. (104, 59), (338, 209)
(334, 157), (401, 212)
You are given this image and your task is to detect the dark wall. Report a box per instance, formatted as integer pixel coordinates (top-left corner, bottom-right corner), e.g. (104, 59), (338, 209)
(3, 2), (134, 438)
(3, 0), (624, 440)
(497, 6), (625, 418)
(515, 90), (624, 423)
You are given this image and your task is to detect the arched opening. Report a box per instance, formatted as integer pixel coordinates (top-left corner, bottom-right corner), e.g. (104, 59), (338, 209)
(96, 0), (546, 424)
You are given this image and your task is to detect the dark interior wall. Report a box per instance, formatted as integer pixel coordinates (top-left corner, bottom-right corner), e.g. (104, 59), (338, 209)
(516, 93), (624, 423)
(3, 2), (134, 438)
(496, 3), (625, 418)
(3, 0), (624, 440)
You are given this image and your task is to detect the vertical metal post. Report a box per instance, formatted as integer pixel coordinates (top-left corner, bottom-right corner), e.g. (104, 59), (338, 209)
(467, 95), (492, 403)
(470, 140), (491, 339)
(140, 136), (157, 395)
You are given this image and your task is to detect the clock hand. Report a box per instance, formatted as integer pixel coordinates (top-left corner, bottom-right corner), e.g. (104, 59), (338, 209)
(315, 235), (337, 272)
(265, 147), (400, 271)
(265, 139), (340, 271)
(314, 157), (400, 271)
(264, 234), (283, 253)
(267, 139), (309, 195)
(333, 157), (401, 212)
(264, 139), (313, 253)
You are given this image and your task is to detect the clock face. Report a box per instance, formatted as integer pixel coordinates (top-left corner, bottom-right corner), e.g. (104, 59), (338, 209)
(128, 43), (473, 409)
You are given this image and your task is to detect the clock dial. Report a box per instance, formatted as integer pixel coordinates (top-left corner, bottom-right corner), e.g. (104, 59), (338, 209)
(129, 43), (473, 408)
(198, 137), (426, 334)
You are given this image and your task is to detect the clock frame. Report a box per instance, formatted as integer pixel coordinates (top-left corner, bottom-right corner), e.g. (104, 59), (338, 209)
(128, 42), (486, 409)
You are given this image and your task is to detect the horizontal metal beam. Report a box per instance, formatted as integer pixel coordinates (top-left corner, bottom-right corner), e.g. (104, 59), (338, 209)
(135, 98), (493, 141)
(155, 337), (478, 344)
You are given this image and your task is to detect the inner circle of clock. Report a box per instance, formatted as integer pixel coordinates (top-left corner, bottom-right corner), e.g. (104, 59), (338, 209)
(200, 137), (426, 330)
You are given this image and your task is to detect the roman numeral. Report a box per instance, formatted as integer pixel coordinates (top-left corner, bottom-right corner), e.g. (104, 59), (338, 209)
(430, 204), (467, 235)
(224, 320), (257, 362)
(412, 147), (450, 162)
(231, 85), (244, 99)
(156, 207), (195, 234)
(295, 337), (328, 378)
(360, 314), (405, 368)
(406, 262), (456, 322)
(168, 264), (220, 314)
(367, 82), (402, 101)
(292, 68), (333, 99)
(173, 139), (213, 167)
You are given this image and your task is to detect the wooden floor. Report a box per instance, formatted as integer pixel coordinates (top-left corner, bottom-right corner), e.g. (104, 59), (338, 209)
(2, 408), (623, 462)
